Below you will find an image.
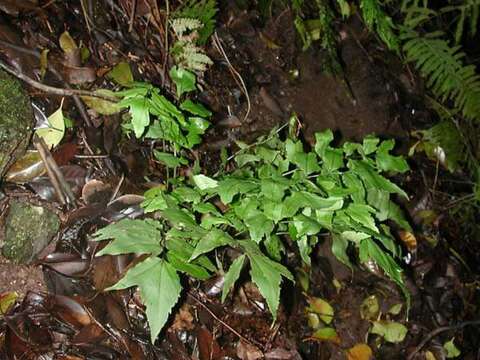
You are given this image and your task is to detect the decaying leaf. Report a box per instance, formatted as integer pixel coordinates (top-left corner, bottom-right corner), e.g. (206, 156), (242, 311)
(360, 295), (379, 320)
(307, 296), (335, 324)
(0, 292), (18, 316)
(371, 320), (408, 343)
(311, 327), (340, 344)
(346, 343), (373, 360)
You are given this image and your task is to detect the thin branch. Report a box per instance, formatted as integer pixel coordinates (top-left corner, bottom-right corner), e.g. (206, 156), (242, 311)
(187, 291), (263, 350)
(0, 39), (93, 126)
(212, 32), (251, 123)
(33, 134), (76, 205)
(0, 61), (118, 102)
(407, 319), (480, 360)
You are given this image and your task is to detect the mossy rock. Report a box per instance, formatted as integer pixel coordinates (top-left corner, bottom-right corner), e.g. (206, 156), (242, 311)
(2, 200), (60, 263)
(0, 69), (34, 179)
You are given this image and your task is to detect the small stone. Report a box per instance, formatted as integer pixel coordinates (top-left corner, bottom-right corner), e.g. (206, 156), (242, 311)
(2, 200), (60, 264)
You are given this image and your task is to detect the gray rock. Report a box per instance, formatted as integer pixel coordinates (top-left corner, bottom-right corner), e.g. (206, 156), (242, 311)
(2, 200), (60, 263)
(0, 69), (34, 179)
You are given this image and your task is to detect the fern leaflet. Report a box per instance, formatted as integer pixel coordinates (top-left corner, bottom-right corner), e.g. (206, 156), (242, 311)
(360, 0), (399, 51)
(401, 30), (480, 120)
(175, 0), (218, 45)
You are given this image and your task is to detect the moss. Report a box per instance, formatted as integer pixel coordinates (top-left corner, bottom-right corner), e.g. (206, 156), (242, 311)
(2, 201), (60, 263)
(0, 69), (34, 178)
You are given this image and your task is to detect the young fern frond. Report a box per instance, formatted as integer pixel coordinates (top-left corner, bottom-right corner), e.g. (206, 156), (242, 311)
(359, 0), (399, 51)
(401, 30), (480, 120)
(173, 41), (213, 72)
(175, 0), (217, 45)
(171, 18), (203, 37)
(170, 18), (213, 73)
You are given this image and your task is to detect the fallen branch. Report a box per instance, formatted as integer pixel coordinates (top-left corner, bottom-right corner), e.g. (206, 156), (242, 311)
(33, 134), (76, 206)
(407, 319), (480, 359)
(0, 61), (118, 102)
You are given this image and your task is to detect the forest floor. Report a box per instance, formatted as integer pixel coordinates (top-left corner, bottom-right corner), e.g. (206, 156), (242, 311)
(0, 1), (479, 359)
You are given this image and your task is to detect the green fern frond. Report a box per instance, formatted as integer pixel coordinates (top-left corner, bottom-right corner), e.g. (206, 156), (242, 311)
(360, 0), (399, 51)
(401, 30), (480, 120)
(441, 0), (480, 43)
(175, 0), (218, 45)
(171, 18), (203, 37)
(402, 4), (437, 29)
(172, 41), (213, 72)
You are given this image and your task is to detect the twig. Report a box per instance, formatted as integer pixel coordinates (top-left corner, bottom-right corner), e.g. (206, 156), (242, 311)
(0, 61), (118, 102)
(212, 32), (251, 123)
(33, 135), (67, 205)
(162, 0), (170, 87)
(108, 173), (125, 205)
(128, 0), (137, 32)
(80, 0), (93, 33)
(225, 121), (289, 162)
(407, 319), (480, 360)
(187, 291), (263, 350)
(0, 39), (93, 126)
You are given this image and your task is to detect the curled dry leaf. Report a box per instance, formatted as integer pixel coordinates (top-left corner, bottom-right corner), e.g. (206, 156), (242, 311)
(5, 150), (45, 183)
(399, 230), (417, 253)
(81, 179), (112, 205)
(171, 304), (194, 331)
(236, 341), (263, 360)
(0, 292), (18, 315)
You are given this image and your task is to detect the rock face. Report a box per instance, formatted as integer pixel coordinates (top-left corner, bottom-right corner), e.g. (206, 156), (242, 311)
(2, 200), (60, 263)
(0, 69), (34, 179)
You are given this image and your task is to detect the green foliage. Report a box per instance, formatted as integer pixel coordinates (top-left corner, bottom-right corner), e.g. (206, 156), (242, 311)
(401, 30), (480, 121)
(94, 125), (412, 342)
(292, 0), (340, 70)
(359, 0), (399, 51)
(174, 0), (218, 45)
(170, 15), (214, 73)
(106, 257), (182, 343)
(169, 66), (197, 97)
(115, 82), (211, 150)
(440, 0), (480, 44)
(410, 120), (465, 172)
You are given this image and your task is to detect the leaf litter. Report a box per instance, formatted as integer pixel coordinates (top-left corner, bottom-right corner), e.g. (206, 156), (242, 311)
(0, 1), (479, 359)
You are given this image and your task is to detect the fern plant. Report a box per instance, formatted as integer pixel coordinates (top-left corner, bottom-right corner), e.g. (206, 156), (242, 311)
(360, 0), (399, 51)
(93, 125), (412, 343)
(170, 18), (213, 73)
(400, 30), (480, 121)
(441, 0), (480, 44)
(174, 0), (218, 45)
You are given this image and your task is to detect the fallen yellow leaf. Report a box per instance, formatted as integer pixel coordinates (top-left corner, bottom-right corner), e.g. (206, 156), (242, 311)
(346, 343), (372, 360)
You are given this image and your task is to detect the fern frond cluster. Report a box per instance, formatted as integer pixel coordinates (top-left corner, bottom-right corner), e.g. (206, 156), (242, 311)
(171, 18), (203, 36)
(441, 0), (480, 44)
(171, 40), (213, 72)
(401, 30), (480, 120)
(170, 17), (213, 73)
(175, 0), (217, 45)
(359, 0), (399, 51)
